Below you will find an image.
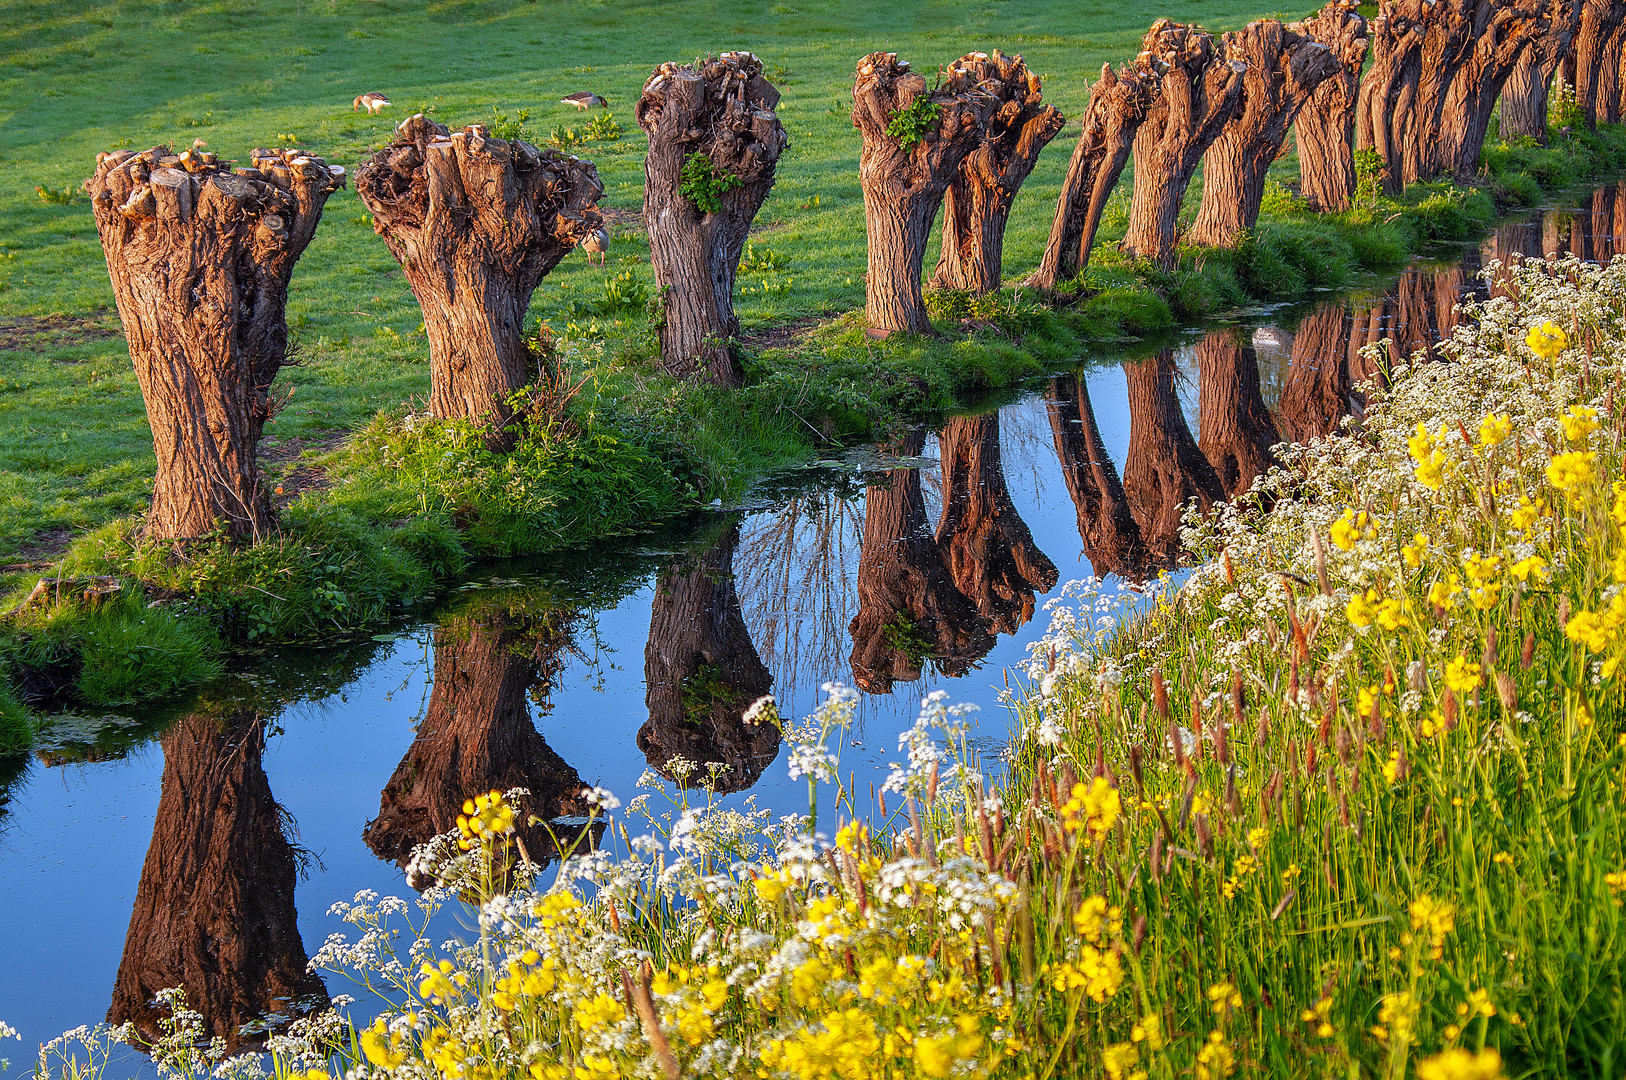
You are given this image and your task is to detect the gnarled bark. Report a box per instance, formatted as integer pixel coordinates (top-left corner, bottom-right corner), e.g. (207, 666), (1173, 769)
(929, 50), (1064, 293)
(356, 116), (603, 448)
(1405, 0), (1483, 183)
(1122, 350), (1225, 565)
(1437, 0), (1557, 178)
(86, 146), (343, 542)
(1047, 373), (1153, 580)
(1027, 65), (1157, 288)
(364, 601), (591, 876)
(642, 522), (778, 793)
(1571, 0), (1626, 124)
(934, 414), (1058, 634)
(1501, 0), (1583, 141)
(1122, 21), (1247, 269)
(1195, 328), (1283, 496)
(109, 710), (326, 1050)
(1356, 0), (1428, 195)
(1190, 20), (1342, 247)
(637, 52), (788, 385)
(849, 430), (994, 693)
(852, 52), (999, 334)
(1294, 0), (1370, 211)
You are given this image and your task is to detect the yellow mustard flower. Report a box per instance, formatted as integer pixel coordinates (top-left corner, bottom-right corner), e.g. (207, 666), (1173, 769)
(1562, 403), (1600, 442)
(1346, 588), (1379, 628)
(1444, 656), (1482, 693)
(1428, 573), (1462, 610)
(1402, 532), (1430, 567)
(1410, 894), (1457, 960)
(1526, 320), (1568, 359)
(1548, 450), (1597, 494)
(1416, 1047), (1506, 1080)
(1477, 413), (1512, 447)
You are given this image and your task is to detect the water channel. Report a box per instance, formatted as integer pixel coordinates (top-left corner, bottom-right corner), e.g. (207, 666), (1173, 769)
(3, 183), (1624, 1059)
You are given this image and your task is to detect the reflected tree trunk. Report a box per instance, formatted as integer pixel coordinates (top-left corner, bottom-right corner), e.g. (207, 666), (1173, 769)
(1278, 303), (1361, 442)
(364, 602), (590, 874)
(110, 710), (326, 1050)
(642, 522), (779, 793)
(934, 414), (1058, 634)
(1196, 328), (1283, 497)
(1047, 373), (1152, 580)
(1122, 351), (1225, 565)
(849, 430), (994, 693)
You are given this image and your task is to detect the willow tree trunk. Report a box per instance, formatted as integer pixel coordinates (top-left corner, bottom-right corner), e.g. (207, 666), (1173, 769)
(929, 50), (1064, 293)
(109, 710), (326, 1050)
(1406, 0), (1481, 183)
(1501, 0), (1583, 141)
(363, 602), (590, 877)
(853, 52), (998, 335)
(1572, 0), (1626, 124)
(86, 146), (342, 543)
(1048, 373), (1152, 580)
(637, 52), (788, 385)
(849, 429), (994, 693)
(1294, 0), (1370, 211)
(1356, 0), (1429, 195)
(1190, 21), (1342, 247)
(641, 521), (778, 793)
(1277, 302), (1361, 442)
(1438, 0), (1555, 178)
(1027, 65), (1155, 288)
(1195, 328), (1283, 498)
(356, 116), (603, 448)
(1122, 351), (1226, 565)
(1122, 21), (1247, 269)
(934, 414), (1058, 633)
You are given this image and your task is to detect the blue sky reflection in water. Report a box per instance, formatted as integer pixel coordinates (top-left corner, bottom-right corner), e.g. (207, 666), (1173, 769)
(1, 183), (1621, 1061)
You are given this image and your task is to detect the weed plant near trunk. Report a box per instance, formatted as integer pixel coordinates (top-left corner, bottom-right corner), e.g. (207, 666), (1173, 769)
(155, 256), (1626, 1080)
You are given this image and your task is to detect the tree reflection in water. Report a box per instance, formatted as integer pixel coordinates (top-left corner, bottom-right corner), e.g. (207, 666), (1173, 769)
(848, 429), (994, 694)
(642, 521), (780, 794)
(109, 709), (326, 1050)
(1195, 327), (1283, 499)
(1122, 350), (1225, 567)
(935, 413), (1058, 634)
(365, 596), (593, 879)
(1046, 373), (1152, 581)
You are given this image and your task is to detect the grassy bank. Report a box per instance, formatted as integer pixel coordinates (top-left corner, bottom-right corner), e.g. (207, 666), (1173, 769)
(86, 252), (1619, 1080)
(6, 0), (1626, 748)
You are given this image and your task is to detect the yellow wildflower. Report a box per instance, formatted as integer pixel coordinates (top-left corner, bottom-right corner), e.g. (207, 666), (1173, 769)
(361, 1018), (409, 1071)
(1130, 1012), (1165, 1050)
(1562, 403), (1600, 442)
(1194, 1030), (1235, 1080)
(1301, 995), (1335, 1039)
(1476, 413), (1512, 448)
(1525, 320), (1568, 359)
(1428, 573), (1462, 610)
(1330, 508), (1374, 551)
(1346, 588), (1379, 628)
(1566, 610), (1613, 652)
(1102, 1042), (1142, 1080)
(457, 789), (516, 850)
(1548, 450), (1597, 494)
(1402, 533), (1430, 567)
(1508, 555), (1549, 583)
(1073, 894), (1122, 945)
(1605, 870), (1626, 905)
(575, 992), (625, 1032)
(1208, 982), (1243, 1018)
(1061, 777), (1121, 837)
(1416, 1047), (1506, 1080)
(1444, 656), (1482, 694)
(1371, 991), (1418, 1043)
(1410, 894), (1457, 960)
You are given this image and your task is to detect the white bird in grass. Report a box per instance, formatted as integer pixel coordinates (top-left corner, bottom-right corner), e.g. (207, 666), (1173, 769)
(580, 226), (609, 265)
(353, 92), (392, 115)
(560, 91), (609, 111)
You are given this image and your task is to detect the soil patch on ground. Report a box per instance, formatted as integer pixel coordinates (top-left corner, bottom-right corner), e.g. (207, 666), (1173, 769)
(0, 314), (122, 351)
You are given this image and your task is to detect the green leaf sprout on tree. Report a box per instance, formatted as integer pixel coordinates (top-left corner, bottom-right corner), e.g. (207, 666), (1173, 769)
(885, 95), (941, 151)
(679, 151), (746, 215)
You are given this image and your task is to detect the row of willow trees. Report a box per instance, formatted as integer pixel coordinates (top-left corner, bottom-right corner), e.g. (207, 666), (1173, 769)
(86, 0), (1622, 548)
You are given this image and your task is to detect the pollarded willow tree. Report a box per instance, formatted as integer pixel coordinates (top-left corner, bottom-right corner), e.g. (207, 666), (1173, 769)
(1026, 64), (1157, 289)
(86, 145), (344, 542)
(1188, 20), (1341, 247)
(1293, 0), (1369, 212)
(1355, 0), (1428, 196)
(1436, 0), (1561, 178)
(1501, 0), (1583, 141)
(1046, 373), (1152, 581)
(355, 116), (604, 448)
(636, 52), (789, 386)
(1571, 0), (1626, 124)
(928, 50), (1064, 294)
(852, 51), (998, 335)
(1121, 21), (1247, 270)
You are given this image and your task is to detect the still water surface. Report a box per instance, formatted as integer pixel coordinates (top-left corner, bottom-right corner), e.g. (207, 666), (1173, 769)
(2, 186), (1623, 1058)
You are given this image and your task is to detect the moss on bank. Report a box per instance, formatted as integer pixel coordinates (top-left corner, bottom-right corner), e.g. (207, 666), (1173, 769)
(4, 122), (1625, 733)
